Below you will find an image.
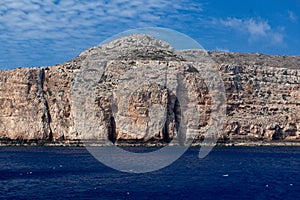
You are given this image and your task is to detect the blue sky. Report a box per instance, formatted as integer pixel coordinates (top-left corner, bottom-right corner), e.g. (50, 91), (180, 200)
(0, 0), (299, 69)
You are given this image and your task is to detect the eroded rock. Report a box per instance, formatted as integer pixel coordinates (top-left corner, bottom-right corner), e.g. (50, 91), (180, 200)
(0, 34), (300, 145)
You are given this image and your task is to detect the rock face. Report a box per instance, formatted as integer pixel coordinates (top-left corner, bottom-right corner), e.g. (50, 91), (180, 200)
(0, 34), (300, 145)
(0, 68), (52, 142)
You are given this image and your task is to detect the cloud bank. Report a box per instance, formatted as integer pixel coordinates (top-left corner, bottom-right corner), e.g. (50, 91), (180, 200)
(0, 0), (297, 69)
(216, 17), (284, 45)
(0, 0), (202, 40)
(0, 0), (203, 68)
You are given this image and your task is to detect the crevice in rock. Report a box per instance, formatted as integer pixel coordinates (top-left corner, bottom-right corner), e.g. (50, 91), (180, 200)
(173, 98), (181, 139)
(40, 68), (45, 90)
(26, 70), (36, 95)
(44, 99), (53, 142)
(39, 68), (53, 142)
(272, 125), (283, 140)
(173, 97), (186, 145)
(173, 73), (188, 145)
(108, 116), (116, 143)
(162, 113), (171, 143)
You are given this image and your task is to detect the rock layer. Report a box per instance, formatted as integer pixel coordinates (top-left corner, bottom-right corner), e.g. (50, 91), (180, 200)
(0, 34), (299, 145)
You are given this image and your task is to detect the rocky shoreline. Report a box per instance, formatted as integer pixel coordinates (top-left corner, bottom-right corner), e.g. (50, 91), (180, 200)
(1, 139), (300, 147)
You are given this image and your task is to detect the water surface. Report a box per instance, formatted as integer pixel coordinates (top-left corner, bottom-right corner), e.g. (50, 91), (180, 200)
(0, 146), (299, 199)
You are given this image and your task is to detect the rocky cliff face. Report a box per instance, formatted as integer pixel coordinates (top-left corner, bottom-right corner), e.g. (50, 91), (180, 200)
(0, 34), (299, 145)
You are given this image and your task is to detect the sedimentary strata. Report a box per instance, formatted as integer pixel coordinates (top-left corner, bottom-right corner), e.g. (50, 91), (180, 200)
(0, 35), (299, 145)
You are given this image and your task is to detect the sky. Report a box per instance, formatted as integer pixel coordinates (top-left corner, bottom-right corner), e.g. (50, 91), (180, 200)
(0, 0), (299, 70)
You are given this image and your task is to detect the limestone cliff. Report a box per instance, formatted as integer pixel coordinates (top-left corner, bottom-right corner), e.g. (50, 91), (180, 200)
(0, 34), (299, 145)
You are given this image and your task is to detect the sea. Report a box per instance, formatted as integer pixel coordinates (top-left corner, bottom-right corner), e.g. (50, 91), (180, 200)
(0, 146), (299, 200)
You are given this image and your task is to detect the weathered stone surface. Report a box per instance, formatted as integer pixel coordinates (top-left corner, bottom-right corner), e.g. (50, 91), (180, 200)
(0, 34), (299, 145)
(176, 49), (300, 143)
(0, 68), (51, 142)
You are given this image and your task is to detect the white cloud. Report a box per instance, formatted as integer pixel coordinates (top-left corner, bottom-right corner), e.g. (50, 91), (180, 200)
(246, 19), (270, 37)
(220, 17), (242, 28)
(288, 11), (297, 22)
(0, 0), (202, 40)
(271, 32), (284, 44)
(215, 47), (229, 52)
(0, 0), (204, 68)
(218, 17), (284, 45)
(220, 17), (270, 37)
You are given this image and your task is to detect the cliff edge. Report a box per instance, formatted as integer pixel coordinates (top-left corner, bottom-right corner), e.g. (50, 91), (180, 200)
(0, 34), (299, 146)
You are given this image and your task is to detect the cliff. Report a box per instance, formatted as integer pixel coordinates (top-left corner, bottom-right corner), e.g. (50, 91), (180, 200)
(0, 34), (299, 146)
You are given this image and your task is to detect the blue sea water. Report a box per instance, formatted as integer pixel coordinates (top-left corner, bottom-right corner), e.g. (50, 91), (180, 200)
(0, 146), (299, 200)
